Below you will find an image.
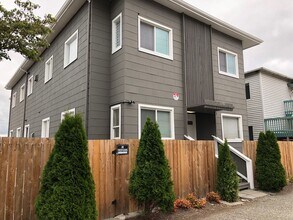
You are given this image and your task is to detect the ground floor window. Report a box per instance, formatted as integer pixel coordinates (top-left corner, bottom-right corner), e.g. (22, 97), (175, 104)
(24, 124), (30, 138)
(61, 108), (76, 121)
(110, 104), (121, 139)
(41, 117), (50, 138)
(138, 104), (175, 139)
(16, 127), (22, 137)
(221, 113), (243, 142)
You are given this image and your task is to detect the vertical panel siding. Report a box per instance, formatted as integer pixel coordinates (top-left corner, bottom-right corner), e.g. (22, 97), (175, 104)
(245, 73), (264, 140)
(212, 30), (249, 143)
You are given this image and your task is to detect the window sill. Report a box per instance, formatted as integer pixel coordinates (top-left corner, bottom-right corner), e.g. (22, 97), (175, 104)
(219, 70), (239, 79)
(112, 45), (122, 54)
(64, 57), (78, 69)
(225, 138), (243, 143)
(44, 78), (52, 84)
(27, 93), (32, 97)
(138, 47), (173, 60)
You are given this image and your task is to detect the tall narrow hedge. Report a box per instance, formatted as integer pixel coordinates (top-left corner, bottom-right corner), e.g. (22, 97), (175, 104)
(129, 118), (175, 213)
(256, 131), (286, 191)
(35, 115), (97, 219)
(216, 139), (239, 202)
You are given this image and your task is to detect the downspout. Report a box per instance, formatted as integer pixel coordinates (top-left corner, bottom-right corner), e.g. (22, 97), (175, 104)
(7, 90), (12, 136)
(22, 72), (29, 137)
(182, 13), (188, 136)
(85, 0), (92, 137)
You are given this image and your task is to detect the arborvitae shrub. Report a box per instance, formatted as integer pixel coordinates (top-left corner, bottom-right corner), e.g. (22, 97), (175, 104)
(256, 131), (286, 191)
(35, 114), (97, 219)
(216, 139), (239, 202)
(129, 118), (175, 213)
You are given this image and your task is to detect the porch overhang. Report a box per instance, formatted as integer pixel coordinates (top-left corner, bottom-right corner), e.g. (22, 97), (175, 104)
(188, 100), (234, 113)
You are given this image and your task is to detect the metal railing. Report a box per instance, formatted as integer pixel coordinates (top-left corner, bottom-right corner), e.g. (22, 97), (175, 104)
(284, 100), (293, 117)
(264, 117), (293, 138)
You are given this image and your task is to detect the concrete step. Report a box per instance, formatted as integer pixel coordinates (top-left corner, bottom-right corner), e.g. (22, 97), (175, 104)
(239, 181), (250, 190)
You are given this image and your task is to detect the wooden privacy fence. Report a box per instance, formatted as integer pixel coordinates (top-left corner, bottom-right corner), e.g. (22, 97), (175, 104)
(243, 141), (293, 180)
(0, 138), (216, 220)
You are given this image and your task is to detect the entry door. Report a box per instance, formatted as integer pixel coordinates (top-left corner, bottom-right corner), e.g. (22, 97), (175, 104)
(187, 113), (197, 139)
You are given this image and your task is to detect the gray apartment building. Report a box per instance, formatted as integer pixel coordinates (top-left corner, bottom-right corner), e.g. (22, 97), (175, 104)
(6, 0), (262, 149)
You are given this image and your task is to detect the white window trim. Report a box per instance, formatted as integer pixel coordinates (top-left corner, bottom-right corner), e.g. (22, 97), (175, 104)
(138, 16), (173, 60)
(64, 30), (78, 68)
(41, 117), (50, 138)
(138, 104), (175, 140)
(45, 55), (53, 84)
(61, 108), (76, 122)
(217, 47), (239, 78)
(27, 75), (34, 96)
(9, 130), (13, 137)
(110, 104), (121, 139)
(19, 83), (25, 102)
(221, 113), (243, 142)
(12, 92), (17, 108)
(16, 127), (22, 137)
(112, 12), (122, 54)
(24, 124), (30, 138)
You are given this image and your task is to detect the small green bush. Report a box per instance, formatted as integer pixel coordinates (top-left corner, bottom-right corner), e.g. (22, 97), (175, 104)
(129, 118), (175, 213)
(35, 114), (97, 219)
(256, 131), (286, 192)
(216, 139), (239, 202)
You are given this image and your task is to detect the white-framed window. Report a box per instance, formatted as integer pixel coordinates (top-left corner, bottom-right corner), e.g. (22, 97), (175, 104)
(24, 124), (30, 138)
(64, 30), (78, 68)
(19, 84), (25, 102)
(138, 16), (173, 60)
(45, 55), (53, 83)
(12, 92), (17, 108)
(27, 75), (33, 96)
(138, 104), (175, 139)
(218, 47), (239, 78)
(9, 130), (13, 137)
(110, 104), (121, 139)
(221, 113), (243, 142)
(112, 13), (122, 54)
(41, 117), (50, 138)
(61, 108), (76, 121)
(16, 127), (22, 137)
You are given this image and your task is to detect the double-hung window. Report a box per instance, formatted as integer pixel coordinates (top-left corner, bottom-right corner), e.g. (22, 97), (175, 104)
(64, 30), (78, 68)
(45, 55), (53, 83)
(112, 13), (122, 54)
(24, 124), (30, 138)
(12, 92), (17, 108)
(41, 117), (50, 138)
(138, 104), (175, 139)
(221, 113), (243, 142)
(27, 75), (33, 96)
(61, 108), (76, 121)
(16, 127), (22, 137)
(110, 104), (121, 139)
(218, 47), (239, 78)
(19, 84), (25, 102)
(138, 16), (173, 60)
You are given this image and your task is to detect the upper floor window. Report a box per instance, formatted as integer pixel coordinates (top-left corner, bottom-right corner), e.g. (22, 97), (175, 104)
(112, 13), (122, 54)
(138, 104), (175, 139)
(221, 113), (243, 142)
(45, 55), (53, 83)
(19, 83), (25, 102)
(138, 16), (173, 60)
(64, 30), (78, 68)
(27, 75), (33, 96)
(110, 104), (121, 139)
(41, 117), (50, 138)
(24, 124), (30, 138)
(12, 92), (17, 108)
(218, 47), (239, 78)
(16, 127), (22, 137)
(61, 108), (76, 121)
(245, 83), (250, 99)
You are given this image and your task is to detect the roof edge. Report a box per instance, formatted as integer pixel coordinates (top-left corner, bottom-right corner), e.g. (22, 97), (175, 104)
(245, 67), (293, 81)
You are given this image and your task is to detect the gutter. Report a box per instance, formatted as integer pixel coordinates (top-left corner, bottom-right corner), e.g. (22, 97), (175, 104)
(22, 72), (29, 137)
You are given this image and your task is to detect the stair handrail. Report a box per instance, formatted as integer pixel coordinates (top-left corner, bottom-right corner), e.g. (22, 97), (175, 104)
(212, 135), (254, 189)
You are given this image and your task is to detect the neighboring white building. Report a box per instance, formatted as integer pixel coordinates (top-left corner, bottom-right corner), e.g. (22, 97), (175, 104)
(245, 67), (293, 140)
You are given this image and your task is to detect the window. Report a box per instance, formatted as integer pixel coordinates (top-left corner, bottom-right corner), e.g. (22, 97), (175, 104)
(110, 104), (121, 139)
(218, 47), (239, 78)
(64, 30), (78, 67)
(9, 130), (13, 137)
(27, 75), (33, 96)
(138, 16), (173, 60)
(16, 127), (22, 137)
(19, 84), (25, 102)
(245, 83), (250, 99)
(112, 13), (122, 54)
(45, 55), (53, 83)
(138, 104), (175, 139)
(12, 92), (17, 108)
(61, 108), (76, 121)
(248, 126), (254, 141)
(221, 113), (243, 142)
(41, 117), (50, 138)
(24, 124), (30, 138)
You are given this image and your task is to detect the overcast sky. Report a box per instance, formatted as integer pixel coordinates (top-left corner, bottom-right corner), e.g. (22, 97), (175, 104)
(0, 0), (293, 136)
